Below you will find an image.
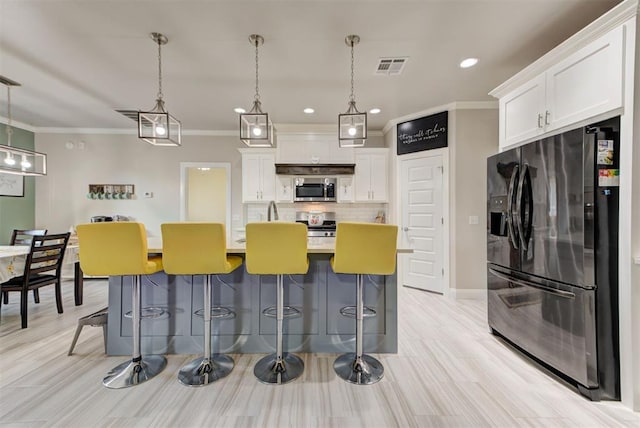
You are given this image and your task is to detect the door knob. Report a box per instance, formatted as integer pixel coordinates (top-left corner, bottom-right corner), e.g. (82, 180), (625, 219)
(403, 227), (410, 232)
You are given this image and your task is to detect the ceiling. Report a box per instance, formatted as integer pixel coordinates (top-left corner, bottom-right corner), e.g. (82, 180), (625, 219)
(0, 0), (622, 133)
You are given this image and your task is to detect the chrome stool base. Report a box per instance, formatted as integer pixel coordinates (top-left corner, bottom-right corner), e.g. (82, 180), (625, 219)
(103, 355), (167, 389)
(254, 353), (304, 385)
(334, 353), (384, 385)
(178, 355), (234, 387)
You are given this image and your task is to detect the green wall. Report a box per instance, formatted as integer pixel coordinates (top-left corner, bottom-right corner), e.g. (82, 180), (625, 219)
(0, 124), (36, 244)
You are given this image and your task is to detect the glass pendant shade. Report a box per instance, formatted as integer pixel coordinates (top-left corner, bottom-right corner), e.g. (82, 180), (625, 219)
(0, 144), (47, 176)
(138, 99), (181, 146)
(240, 100), (273, 147)
(339, 101), (367, 148)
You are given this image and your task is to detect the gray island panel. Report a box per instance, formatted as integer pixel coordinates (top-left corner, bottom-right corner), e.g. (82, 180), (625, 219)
(107, 254), (397, 355)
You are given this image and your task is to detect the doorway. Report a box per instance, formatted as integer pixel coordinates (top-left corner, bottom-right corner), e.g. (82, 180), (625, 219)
(180, 162), (231, 241)
(399, 151), (447, 294)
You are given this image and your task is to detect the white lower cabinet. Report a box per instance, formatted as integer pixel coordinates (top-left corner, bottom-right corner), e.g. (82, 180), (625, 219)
(354, 149), (388, 203)
(240, 149), (276, 203)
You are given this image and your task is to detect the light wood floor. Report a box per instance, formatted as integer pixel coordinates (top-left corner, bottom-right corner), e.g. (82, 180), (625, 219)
(1, 280), (638, 427)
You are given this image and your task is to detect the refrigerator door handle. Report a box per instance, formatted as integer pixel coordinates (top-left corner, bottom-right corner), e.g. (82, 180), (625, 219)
(515, 164), (527, 249)
(488, 268), (576, 299)
(507, 165), (520, 250)
(523, 164), (533, 247)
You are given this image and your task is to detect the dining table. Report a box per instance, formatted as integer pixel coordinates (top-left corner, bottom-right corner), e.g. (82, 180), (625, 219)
(0, 244), (85, 306)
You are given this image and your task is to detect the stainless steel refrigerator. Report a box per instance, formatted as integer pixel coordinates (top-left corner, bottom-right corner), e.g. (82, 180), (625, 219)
(486, 116), (620, 400)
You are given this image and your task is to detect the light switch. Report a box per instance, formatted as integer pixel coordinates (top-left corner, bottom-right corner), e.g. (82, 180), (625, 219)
(469, 215), (479, 225)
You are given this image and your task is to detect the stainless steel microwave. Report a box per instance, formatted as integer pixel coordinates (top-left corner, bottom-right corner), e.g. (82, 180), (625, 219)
(294, 177), (336, 202)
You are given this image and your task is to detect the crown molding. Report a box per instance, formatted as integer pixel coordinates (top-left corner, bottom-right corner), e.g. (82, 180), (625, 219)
(0, 120), (385, 138)
(274, 123), (383, 137)
(490, 0), (639, 98)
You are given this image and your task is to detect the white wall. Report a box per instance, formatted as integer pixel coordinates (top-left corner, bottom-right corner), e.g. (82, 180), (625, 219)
(451, 109), (499, 290)
(35, 133), (245, 236)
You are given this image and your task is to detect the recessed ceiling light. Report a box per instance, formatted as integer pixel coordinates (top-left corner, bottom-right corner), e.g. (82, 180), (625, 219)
(303, 108), (315, 114)
(459, 58), (478, 69)
(234, 107), (246, 113)
(369, 108), (381, 114)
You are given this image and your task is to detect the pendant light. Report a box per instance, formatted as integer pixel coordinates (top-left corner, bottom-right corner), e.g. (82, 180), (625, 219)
(239, 34), (274, 147)
(338, 35), (367, 148)
(138, 32), (181, 147)
(0, 77), (47, 176)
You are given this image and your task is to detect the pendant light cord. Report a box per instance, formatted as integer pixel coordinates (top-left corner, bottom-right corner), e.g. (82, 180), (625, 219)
(5, 86), (12, 146)
(254, 38), (261, 103)
(157, 39), (163, 101)
(350, 39), (355, 103)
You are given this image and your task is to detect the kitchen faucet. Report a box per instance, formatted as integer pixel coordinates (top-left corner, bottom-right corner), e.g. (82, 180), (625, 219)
(267, 200), (279, 222)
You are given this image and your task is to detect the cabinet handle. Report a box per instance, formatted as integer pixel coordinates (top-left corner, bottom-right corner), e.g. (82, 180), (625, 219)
(545, 110), (551, 125)
(537, 114), (544, 128)
(256, 191), (259, 200)
(371, 190), (374, 200)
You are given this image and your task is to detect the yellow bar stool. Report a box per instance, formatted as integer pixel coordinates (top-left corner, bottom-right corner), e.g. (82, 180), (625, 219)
(245, 222), (308, 384)
(161, 223), (242, 387)
(330, 222), (398, 385)
(76, 222), (166, 389)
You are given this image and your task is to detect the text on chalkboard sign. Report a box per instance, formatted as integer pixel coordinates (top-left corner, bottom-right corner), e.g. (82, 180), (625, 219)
(397, 111), (448, 155)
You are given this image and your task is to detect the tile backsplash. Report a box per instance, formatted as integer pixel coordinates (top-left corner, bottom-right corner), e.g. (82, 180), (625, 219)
(241, 202), (387, 236)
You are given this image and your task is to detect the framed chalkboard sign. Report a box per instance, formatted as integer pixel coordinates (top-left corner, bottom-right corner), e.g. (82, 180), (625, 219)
(397, 111), (448, 155)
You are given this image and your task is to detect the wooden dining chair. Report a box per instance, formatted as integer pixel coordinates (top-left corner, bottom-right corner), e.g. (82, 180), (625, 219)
(2, 229), (48, 305)
(0, 233), (70, 328)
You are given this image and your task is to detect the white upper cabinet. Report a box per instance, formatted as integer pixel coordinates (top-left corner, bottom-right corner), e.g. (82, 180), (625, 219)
(240, 149), (276, 203)
(545, 25), (623, 131)
(497, 24), (624, 150)
(354, 148), (388, 203)
(500, 74), (546, 147)
(276, 134), (354, 164)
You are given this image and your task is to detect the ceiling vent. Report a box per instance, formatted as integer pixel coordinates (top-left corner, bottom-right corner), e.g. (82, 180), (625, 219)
(375, 57), (408, 75)
(115, 109), (140, 122)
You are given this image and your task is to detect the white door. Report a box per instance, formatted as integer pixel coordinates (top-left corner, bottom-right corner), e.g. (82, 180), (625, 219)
(400, 155), (444, 293)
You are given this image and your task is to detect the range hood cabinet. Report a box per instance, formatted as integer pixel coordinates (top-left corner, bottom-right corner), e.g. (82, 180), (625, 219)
(275, 164), (355, 175)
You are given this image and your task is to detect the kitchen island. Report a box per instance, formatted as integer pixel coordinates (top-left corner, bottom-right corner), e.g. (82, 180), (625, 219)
(106, 238), (407, 356)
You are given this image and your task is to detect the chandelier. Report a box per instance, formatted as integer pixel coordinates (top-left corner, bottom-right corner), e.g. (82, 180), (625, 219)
(0, 77), (47, 176)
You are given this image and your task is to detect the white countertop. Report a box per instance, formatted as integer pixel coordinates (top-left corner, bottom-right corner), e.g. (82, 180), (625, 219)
(147, 237), (412, 254)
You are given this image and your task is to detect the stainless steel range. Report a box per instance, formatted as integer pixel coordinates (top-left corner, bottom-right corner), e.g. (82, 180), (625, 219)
(295, 211), (336, 237)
